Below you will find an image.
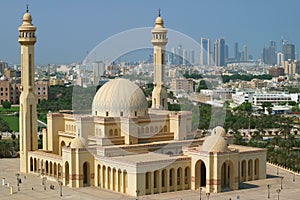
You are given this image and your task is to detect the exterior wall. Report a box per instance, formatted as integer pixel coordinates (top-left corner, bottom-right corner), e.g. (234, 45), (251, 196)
(136, 159), (191, 196)
(62, 148), (94, 188)
(238, 152), (267, 181)
(186, 147), (266, 194)
(121, 118), (139, 145)
(47, 113), (67, 154)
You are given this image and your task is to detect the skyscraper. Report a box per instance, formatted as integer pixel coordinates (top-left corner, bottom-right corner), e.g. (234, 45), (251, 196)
(234, 42), (239, 61)
(269, 41), (277, 65)
(188, 50), (195, 64)
(225, 44), (229, 61)
(243, 45), (248, 61)
(214, 38), (225, 66)
(283, 44), (295, 61)
(277, 52), (284, 66)
(200, 37), (210, 66)
(262, 41), (277, 65)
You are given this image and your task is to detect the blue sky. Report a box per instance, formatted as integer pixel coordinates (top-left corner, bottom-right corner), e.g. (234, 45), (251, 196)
(1, 0), (300, 64)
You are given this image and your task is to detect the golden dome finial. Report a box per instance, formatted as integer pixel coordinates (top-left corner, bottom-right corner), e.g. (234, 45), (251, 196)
(155, 9), (164, 28)
(26, 4), (29, 13)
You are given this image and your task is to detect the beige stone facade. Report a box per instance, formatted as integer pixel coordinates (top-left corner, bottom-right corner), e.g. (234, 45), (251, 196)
(19, 10), (267, 197)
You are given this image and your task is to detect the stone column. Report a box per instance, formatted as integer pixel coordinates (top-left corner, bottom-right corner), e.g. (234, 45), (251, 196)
(166, 169), (170, 192)
(121, 171), (125, 193)
(181, 168), (185, 190)
(158, 170), (162, 193)
(150, 172), (154, 194)
(174, 169), (177, 191)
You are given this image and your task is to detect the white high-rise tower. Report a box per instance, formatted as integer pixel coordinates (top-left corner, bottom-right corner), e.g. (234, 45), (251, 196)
(151, 10), (168, 110)
(18, 6), (38, 173)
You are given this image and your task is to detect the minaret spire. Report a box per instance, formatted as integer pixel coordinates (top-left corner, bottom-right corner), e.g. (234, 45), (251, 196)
(18, 7), (38, 173)
(151, 11), (168, 110)
(26, 4), (29, 13)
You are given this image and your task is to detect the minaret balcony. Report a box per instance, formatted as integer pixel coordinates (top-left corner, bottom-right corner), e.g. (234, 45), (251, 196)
(151, 39), (168, 46)
(18, 37), (36, 45)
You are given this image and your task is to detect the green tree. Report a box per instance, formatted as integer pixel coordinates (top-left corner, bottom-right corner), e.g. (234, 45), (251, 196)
(11, 133), (16, 140)
(233, 102), (252, 113)
(196, 80), (208, 92)
(0, 118), (10, 132)
(2, 100), (11, 111)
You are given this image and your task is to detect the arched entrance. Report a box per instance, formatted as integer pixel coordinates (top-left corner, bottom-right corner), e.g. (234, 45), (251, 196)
(83, 162), (90, 186)
(195, 160), (206, 188)
(221, 161), (234, 191)
(45, 161), (49, 174)
(241, 160), (246, 182)
(248, 159), (253, 181)
(97, 164), (101, 187)
(65, 162), (70, 185)
(254, 159), (259, 180)
(34, 158), (37, 172)
(30, 157), (33, 172)
(60, 141), (66, 155)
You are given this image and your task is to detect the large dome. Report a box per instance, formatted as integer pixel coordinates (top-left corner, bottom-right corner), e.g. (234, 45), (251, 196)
(92, 78), (148, 117)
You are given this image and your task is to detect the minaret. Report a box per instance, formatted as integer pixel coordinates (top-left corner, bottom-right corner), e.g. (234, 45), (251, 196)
(18, 5), (38, 173)
(151, 10), (168, 110)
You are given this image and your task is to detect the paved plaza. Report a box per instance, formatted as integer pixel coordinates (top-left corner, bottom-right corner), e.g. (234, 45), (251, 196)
(0, 158), (298, 200)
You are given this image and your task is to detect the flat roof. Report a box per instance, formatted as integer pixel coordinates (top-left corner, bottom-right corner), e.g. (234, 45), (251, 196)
(112, 152), (189, 164)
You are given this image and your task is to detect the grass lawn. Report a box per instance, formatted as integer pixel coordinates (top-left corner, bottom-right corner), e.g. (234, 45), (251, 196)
(0, 106), (19, 114)
(0, 116), (19, 132)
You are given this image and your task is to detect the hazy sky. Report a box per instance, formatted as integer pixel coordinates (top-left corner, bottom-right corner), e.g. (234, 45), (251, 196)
(1, 0), (300, 64)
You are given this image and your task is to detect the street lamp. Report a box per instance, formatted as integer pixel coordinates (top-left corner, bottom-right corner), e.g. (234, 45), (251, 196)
(276, 189), (281, 200)
(41, 169), (45, 185)
(267, 184), (271, 199)
(42, 175), (47, 190)
(15, 173), (20, 191)
(57, 179), (63, 197)
(293, 173), (295, 182)
(136, 189), (140, 200)
(280, 176), (284, 189)
(206, 192), (210, 200)
(199, 187), (202, 200)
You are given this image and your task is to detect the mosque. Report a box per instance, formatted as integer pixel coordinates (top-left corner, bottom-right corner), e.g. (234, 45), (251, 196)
(18, 8), (267, 197)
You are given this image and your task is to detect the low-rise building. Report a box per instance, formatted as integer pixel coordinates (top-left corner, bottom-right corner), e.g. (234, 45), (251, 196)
(232, 91), (299, 106)
(0, 75), (49, 104)
(171, 78), (194, 95)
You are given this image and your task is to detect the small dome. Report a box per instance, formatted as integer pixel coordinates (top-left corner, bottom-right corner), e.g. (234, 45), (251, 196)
(23, 13), (32, 22)
(155, 16), (164, 27)
(201, 126), (228, 152)
(0, 75), (8, 81)
(92, 78), (148, 118)
(70, 137), (86, 149)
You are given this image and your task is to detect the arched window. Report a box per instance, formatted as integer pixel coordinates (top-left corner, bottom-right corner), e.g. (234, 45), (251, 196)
(114, 129), (118, 136)
(164, 125), (167, 132)
(109, 129), (113, 137)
